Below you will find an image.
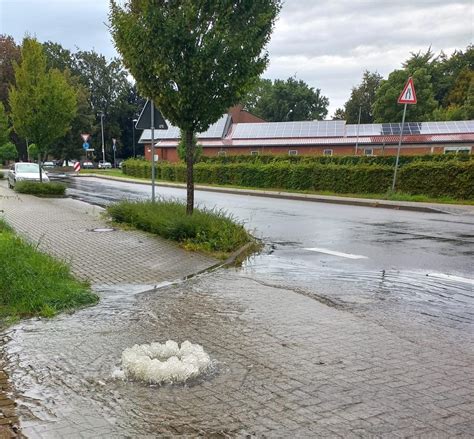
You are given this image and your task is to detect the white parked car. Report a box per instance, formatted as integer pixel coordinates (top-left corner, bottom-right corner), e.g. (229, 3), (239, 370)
(8, 163), (50, 189)
(98, 161), (112, 169)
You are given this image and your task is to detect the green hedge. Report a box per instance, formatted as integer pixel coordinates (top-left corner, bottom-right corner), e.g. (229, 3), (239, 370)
(199, 153), (473, 166)
(14, 181), (66, 196)
(398, 161), (474, 199)
(123, 158), (473, 199)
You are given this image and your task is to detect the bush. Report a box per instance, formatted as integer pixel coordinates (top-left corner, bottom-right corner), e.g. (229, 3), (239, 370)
(199, 153), (473, 166)
(107, 199), (252, 256)
(14, 181), (66, 196)
(0, 171), (4, 179)
(398, 161), (474, 199)
(122, 156), (473, 200)
(0, 219), (98, 318)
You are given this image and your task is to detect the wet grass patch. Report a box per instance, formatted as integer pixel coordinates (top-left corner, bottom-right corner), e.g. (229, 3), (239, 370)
(107, 199), (254, 258)
(0, 220), (98, 320)
(14, 181), (66, 197)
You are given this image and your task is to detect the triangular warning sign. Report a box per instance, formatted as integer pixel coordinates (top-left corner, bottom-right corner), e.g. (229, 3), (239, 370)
(135, 100), (168, 130)
(81, 133), (90, 142)
(398, 77), (417, 104)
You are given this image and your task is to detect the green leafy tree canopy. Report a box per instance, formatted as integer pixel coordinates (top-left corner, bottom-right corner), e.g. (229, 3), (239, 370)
(245, 77), (329, 121)
(110, 0), (281, 213)
(344, 71), (382, 124)
(9, 38), (78, 162)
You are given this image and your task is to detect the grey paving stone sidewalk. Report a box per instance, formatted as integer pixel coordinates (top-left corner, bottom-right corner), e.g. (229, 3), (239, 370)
(0, 182), (217, 285)
(3, 271), (474, 438)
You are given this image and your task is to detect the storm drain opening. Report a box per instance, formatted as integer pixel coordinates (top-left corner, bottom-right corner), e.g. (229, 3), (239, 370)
(113, 340), (213, 385)
(90, 227), (115, 233)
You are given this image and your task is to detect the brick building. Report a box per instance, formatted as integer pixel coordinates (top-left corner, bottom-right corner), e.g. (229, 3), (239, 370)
(139, 107), (474, 162)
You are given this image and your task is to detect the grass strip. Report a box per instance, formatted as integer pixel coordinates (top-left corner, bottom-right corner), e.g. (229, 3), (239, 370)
(0, 220), (98, 321)
(14, 181), (66, 196)
(107, 199), (253, 258)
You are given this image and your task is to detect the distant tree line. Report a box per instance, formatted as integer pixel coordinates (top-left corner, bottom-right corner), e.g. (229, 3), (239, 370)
(0, 34), (145, 162)
(0, 33), (472, 164)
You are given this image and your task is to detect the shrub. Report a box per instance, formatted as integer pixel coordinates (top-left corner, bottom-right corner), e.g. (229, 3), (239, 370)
(0, 171), (4, 179)
(398, 161), (474, 199)
(14, 181), (66, 196)
(107, 199), (252, 256)
(122, 156), (473, 199)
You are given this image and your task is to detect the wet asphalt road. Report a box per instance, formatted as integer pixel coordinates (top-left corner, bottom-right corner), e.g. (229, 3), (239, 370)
(66, 176), (474, 330)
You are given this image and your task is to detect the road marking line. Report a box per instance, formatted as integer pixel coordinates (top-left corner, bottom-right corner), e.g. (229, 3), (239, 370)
(426, 273), (474, 286)
(304, 247), (368, 259)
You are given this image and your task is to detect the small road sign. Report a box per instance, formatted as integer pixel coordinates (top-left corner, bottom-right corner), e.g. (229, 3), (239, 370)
(81, 133), (90, 142)
(398, 77), (417, 104)
(82, 142), (90, 150)
(135, 100), (168, 130)
(73, 162), (81, 173)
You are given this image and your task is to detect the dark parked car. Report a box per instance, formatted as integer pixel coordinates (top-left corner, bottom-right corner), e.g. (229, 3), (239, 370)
(82, 161), (94, 169)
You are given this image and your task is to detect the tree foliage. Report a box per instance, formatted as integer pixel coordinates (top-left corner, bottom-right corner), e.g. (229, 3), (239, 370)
(9, 38), (77, 163)
(0, 35), (21, 110)
(245, 77), (329, 121)
(373, 68), (438, 123)
(110, 0), (281, 214)
(0, 102), (10, 146)
(344, 71), (382, 123)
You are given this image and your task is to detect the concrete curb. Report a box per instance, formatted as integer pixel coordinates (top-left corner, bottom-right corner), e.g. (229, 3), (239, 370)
(74, 173), (474, 215)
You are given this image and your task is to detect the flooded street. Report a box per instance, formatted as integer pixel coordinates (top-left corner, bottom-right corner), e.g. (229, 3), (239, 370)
(2, 176), (474, 437)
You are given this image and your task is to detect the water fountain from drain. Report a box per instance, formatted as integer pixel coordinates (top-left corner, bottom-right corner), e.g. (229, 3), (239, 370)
(113, 340), (213, 384)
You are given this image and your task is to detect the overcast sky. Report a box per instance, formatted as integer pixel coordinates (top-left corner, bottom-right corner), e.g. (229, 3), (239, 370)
(1, 0), (472, 116)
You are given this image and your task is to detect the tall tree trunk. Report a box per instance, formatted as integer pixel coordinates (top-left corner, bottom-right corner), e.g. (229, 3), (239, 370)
(185, 129), (194, 215)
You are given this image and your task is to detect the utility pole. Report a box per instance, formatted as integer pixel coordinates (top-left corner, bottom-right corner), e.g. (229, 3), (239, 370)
(132, 118), (138, 158)
(151, 101), (155, 202)
(355, 105), (362, 155)
(100, 113), (105, 163)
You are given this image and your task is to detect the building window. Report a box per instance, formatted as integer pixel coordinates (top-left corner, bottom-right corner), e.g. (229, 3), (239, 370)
(364, 148), (374, 156)
(288, 150), (298, 156)
(250, 150), (259, 156)
(444, 146), (471, 154)
(217, 150), (227, 156)
(323, 149), (333, 156)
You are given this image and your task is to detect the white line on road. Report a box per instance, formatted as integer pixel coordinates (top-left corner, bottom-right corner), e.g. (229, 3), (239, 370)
(304, 247), (368, 259)
(426, 273), (474, 286)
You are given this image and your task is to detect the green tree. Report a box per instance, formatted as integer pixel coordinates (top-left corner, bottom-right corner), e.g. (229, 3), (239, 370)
(373, 68), (438, 122)
(344, 71), (382, 123)
(0, 35), (21, 110)
(9, 38), (77, 180)
(332, 108), (346, 120)
(0, 102), (10, 146)
(110, 0), (281, 214)
(0, 142), (18, 163)
(245, 77), (329, 121)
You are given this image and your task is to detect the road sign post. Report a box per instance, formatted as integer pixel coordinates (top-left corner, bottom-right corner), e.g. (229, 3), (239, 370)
(392, 77), (417, 191)
(112, 138), (117, 168)
(135, 100), (168, 202)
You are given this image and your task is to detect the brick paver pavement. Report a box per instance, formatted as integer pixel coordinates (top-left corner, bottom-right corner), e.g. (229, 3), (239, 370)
(2, 270), (473, 438)
(0, 182), (217, 285)
(1, 181), (473, 438)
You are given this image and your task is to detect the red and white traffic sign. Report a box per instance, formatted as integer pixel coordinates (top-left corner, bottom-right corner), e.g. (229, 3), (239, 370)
(398, 77), (417, 104)
(80, 133), (90, 142)
(73, 162), (81, 172)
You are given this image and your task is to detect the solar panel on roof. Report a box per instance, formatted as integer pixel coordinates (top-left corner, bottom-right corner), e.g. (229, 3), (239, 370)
(139, 115), (230, 141)
(346, 124), (383, 136)
(232, 120), (346, 139)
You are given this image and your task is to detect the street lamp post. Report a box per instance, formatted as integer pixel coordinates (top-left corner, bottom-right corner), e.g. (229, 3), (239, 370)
(100, 113), (105, 163)
(132, 118), (138, 158)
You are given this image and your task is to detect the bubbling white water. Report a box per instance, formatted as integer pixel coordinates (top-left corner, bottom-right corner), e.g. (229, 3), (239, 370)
(117, 340), (212, 384)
